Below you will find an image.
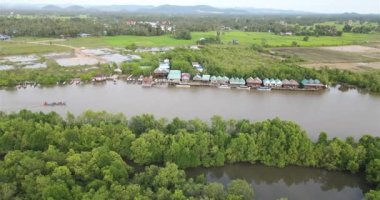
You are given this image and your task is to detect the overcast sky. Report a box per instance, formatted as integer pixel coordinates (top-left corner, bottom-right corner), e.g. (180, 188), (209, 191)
(3, 0), (380, 14)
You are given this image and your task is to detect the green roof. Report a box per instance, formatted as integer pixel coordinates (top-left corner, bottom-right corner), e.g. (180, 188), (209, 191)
(230, 77), (245, 85)
(202, 75), (211, 81)
(168, 70), (181, 80)
(302, 79), (322, 85)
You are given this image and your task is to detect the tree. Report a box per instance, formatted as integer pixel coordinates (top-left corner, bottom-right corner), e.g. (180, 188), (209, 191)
(366, 159), (380, 185)
(365, 190), (380, 200)
(128, 114), (164, 135)
(317, 132), (328, 145)
(211, 116), (226, 134)
(130, 130), (167, 164)
(173, 29), (192, 40)
(153, 163), (186, 189)
(343, 24), (352, 32)
(303, 36), (309, 42)
(227, 179), (254, 200)
(1, 110), (380, 199)
(203, 183), (225, 200)
(42, 183), (72, 200)
(0, 183), (17, 200)
(126, 43), (137, 51)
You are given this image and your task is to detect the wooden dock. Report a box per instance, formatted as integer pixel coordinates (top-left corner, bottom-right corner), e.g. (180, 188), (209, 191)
(271, 87), (324, 92)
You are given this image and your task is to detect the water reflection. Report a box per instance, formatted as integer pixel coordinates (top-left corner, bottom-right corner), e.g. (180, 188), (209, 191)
(187, 163), (369, 200)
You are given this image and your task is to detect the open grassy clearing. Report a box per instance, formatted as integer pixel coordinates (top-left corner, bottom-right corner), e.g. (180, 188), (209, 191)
(0, 41), (70, 56)
(52, 35), (197, 48)
(274, 46), (380, 71)
(2, 31), (378, 55)
(218, 32), (380, 47)
(275, 47), (380, 63)
(302, 62), (380, 72)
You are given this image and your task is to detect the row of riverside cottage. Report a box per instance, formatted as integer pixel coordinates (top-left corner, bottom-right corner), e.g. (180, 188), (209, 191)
(149, 59), (326, 90)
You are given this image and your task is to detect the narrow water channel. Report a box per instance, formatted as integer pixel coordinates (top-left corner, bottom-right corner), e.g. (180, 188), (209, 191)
(186, 163), (369, 200)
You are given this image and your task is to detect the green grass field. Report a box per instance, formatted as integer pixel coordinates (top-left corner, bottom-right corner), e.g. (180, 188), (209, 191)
(216, 32), (380, 47)
(52, 31), (380, 48)
(0, 41), (69, 56)
(55, 35), (197, 47)
(1, 31), (379, 56)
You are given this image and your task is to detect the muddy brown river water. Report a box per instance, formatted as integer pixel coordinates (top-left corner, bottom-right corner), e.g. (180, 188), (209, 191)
(1, 81), (379, 140)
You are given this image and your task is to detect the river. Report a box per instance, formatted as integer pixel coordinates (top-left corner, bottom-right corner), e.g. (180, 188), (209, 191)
(1, 81), (379, 140)
(186, 163), (369, 200)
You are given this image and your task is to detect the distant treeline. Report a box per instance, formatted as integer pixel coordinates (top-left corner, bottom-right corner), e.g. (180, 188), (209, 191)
(0, 110), (379, 199)
(0, 17), (166, 37)
(0, 13), (379, 37)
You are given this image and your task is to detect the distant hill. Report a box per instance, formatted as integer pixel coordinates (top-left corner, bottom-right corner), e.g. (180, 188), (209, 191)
(65, 5), (86, 11)
(4, 3), (316, 15)
(240, 7), (312, 15)
(42, 5), (62, 10)
(141, 5), (247, 14)
(90, 5), (154, 12)
(99, 5), (311, 15)
(148, 5), (217, 13)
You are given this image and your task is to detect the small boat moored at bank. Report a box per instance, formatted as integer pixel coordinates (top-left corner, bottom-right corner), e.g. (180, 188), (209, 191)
(43, 101), (66, 106)
(176, 84), (191, 88)
(257, 86), (271, 91)
(237, 86), (250, 90)
(218, 85), (231, 89)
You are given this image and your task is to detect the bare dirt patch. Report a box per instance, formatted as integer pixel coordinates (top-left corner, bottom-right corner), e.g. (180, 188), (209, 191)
(302, 62), (380, 72)
(275, 46), (380, 72)
(320, 45), (380, 53)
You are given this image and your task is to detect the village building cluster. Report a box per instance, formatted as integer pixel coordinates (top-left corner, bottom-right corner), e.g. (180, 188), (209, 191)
(146, 59), (326, 91)
(126, 20), (175, 32)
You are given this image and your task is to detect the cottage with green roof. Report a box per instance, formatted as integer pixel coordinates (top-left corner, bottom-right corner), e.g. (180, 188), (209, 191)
(202, 75), (211, 82)
(275, 79), (282, 87)
(210, 76), (218, 84)
(263, 78), (270, 87)
(301, 79), (324, 89)
(167, 70), (181, 83)
(229, 77), (246, 87)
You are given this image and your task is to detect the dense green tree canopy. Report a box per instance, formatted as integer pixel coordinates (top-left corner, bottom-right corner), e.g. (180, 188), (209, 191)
(0, 110), (379, 199)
